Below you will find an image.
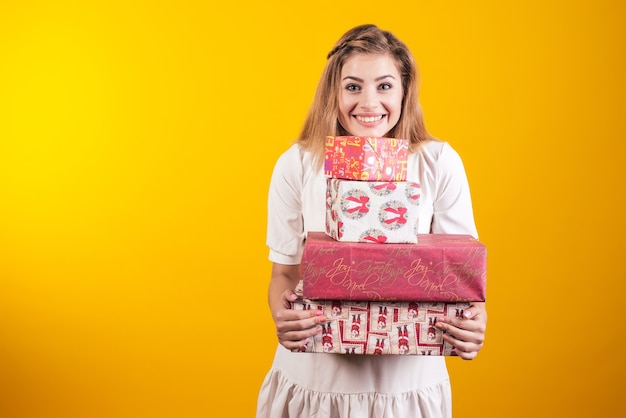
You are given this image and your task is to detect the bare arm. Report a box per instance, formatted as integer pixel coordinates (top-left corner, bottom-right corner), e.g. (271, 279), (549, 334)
(269, 263), (327, 351)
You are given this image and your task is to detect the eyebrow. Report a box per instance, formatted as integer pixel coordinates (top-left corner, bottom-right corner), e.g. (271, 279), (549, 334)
(342, 75), (396, 82)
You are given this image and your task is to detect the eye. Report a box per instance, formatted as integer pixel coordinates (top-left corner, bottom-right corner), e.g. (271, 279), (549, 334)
(345, 84), (360, 92)
(379, 82), (393, 90)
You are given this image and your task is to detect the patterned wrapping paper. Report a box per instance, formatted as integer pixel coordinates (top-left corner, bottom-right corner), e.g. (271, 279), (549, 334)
(291, 296), (470, 356)
(326, 178), (421, 244)
(324, 136), (409, 182)
(302, 232), (487, 302)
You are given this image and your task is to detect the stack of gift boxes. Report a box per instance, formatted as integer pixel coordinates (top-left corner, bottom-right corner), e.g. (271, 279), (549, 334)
(291, 136), (487, 355)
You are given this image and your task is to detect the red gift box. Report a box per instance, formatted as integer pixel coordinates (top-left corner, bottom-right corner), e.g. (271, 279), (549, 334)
(324, 136), (409, 181)
(301, 232), (486, 302)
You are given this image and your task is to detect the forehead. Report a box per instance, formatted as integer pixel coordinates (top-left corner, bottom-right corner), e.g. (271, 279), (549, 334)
(341, 53), (401, 78)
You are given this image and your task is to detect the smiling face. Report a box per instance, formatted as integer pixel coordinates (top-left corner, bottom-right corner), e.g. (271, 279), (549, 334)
(338, 53), (403, 137)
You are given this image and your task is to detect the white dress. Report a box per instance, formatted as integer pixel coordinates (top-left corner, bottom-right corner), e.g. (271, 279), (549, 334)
(257, 140), (478, 418)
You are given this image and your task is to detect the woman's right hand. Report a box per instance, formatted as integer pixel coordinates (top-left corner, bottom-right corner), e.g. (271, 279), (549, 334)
(272, 289), (327, 351)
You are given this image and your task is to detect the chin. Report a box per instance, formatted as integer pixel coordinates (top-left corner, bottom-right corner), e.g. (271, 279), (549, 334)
(352, 128), (390, 138)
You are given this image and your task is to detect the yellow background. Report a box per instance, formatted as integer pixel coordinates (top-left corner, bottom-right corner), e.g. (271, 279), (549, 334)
(1, 0), (624, 417)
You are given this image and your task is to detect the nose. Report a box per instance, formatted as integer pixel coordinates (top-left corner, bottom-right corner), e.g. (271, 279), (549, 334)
(359, 87), (378, 110)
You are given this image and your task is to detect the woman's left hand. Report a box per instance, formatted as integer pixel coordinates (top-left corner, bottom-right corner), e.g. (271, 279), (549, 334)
(435, 302), (487, 360)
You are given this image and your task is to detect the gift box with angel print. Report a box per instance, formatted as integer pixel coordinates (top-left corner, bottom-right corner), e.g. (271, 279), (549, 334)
(291, 292), (469, 356)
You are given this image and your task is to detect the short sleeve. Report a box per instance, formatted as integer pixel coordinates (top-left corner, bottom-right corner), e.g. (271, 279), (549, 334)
(266, 145), (305, 265)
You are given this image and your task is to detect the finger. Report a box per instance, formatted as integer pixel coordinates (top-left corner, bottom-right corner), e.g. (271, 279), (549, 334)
(275, 309), (327, 332)
(437, 317), (484, 360)
(436, 317), (484, 354)
(277, 313), (329, 350)
(437, 322), (481, 346)
(278, 325), (323, 350)
(281, 334), (313, 351)
(462, 307), (475, 319)
(461, 305), (485, 320)
(280, 289), (299, 308)
(436, 304), (487, 360)
(452, 345), (479, 360)
(464, 302), (487, 321)
(435, 315), (483, 336)
(442, 332), (483, 357)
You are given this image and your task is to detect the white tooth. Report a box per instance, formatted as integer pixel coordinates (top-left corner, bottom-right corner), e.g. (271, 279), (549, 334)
(357, 115), (382, 123)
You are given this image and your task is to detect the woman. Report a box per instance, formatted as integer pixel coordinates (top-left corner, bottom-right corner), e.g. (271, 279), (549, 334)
(257, 24), (487, 418)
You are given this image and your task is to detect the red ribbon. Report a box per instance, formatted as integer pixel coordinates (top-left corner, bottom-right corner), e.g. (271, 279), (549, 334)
(345, 195), (369, 214)
(408, 193), (420, 202)
(373, 182), (396, 191)
(363, 235), (387, 243)
(384, 206), (408, 224)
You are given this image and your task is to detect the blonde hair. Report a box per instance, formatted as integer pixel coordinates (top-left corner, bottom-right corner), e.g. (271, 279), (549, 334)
(297, 24), (433, 168)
